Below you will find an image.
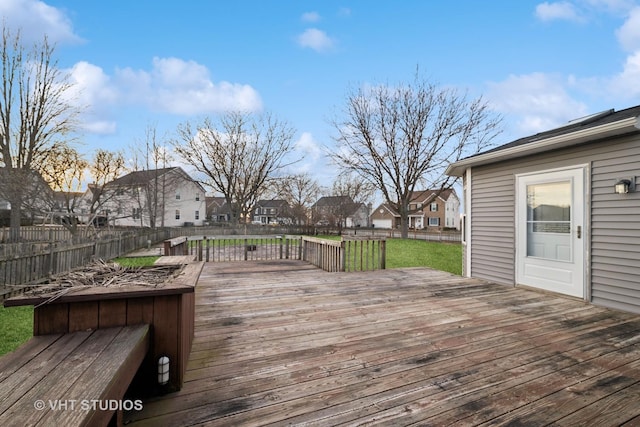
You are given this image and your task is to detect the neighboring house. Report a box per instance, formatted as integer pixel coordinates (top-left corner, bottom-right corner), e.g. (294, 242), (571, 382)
(446, 105), (640, 314)
(206, 196), (230, 222)
(252, 199), (291, 225)
(370, 189), (460, 230)
(312, 196), (369, 227)
(0, 168), (54, 225)
(102, 167), (206, 227)
(50, 191), (85, 224)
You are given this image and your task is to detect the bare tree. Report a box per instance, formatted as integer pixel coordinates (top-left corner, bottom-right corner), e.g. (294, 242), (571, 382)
(87, 148), (126, 228)
(276, 173), (321, 225)
(328, 173), (376, 229)
(173, 112), (297, 224)
(331, 73), (501, 238)
(128, 124), (175, 228)
(331, 172), (376, 206)
(37, 144), (88, 237)
(0, 27), (79, 241)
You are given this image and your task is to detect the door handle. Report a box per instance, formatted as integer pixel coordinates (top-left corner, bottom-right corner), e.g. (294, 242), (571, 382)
(577, 225), (582, 239)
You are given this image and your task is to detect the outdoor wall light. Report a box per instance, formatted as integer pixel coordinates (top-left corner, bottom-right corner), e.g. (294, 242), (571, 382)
(614, 177), (636, 194)
(158, 356), (170, 385)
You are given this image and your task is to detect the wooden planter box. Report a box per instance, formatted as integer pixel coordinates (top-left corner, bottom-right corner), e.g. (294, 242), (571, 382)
(4, 260), (203, 395)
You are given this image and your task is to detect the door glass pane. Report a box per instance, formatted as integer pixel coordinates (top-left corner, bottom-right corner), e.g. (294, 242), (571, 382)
(526, 181), (571, 261)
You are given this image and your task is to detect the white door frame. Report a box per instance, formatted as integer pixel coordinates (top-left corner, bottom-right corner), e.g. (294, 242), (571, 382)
(515, 165), (587, 299)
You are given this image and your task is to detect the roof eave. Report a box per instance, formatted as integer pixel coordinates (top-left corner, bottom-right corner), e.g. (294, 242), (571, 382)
(445, 116), (640, 177)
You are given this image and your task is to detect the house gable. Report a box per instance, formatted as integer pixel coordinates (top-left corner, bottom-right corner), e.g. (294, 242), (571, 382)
(448, 104), (640, 314)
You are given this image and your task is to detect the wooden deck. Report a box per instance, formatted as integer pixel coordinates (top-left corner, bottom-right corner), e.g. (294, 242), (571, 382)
(124, 260), (640, 426)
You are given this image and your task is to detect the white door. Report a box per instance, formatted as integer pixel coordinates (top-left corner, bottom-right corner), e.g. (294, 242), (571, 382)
(516, 167), (585, 298)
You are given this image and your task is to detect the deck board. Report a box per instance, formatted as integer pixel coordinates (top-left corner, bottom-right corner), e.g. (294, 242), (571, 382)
(124, 260), (640, 426)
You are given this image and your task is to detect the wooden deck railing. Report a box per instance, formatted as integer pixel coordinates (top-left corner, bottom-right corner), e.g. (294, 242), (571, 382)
(187, 235), (302, 263)
(301, 236), (344, 272)
(342, 236), (386, 272)
(183, 235), (386, 273)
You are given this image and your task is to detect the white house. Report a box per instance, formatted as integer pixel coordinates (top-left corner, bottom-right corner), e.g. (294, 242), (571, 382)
(102, 167), (206, 227)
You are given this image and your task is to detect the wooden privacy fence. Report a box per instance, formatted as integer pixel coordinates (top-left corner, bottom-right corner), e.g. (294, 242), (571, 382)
(0, 232), (167, 291)
(178, 235), (386, 273)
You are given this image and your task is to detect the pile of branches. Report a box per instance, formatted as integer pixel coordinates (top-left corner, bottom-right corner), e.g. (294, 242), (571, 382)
(27, 259), (183, 306)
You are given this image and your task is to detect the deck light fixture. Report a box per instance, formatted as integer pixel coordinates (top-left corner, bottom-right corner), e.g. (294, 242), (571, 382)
(614, 177), (636, 194)
(158, 356), (170, 385)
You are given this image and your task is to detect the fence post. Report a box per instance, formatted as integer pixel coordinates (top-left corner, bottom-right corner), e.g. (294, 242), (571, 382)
(47, 242), (54, 276)
(299, 236), (303, 260)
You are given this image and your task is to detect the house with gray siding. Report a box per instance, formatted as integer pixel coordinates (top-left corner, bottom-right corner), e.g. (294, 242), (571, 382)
(446, 105), (640, 314)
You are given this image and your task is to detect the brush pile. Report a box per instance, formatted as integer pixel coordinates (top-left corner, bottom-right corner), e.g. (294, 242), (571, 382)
(25, 259), (183, 305)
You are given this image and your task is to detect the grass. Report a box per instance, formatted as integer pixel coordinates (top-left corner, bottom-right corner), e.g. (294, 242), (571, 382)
(0, 305), (33, 355)
(111, 256), (160, 267)
(0, 256), (159, 356)
(385, 239), (462, 274)
(320, 236), (462, 275)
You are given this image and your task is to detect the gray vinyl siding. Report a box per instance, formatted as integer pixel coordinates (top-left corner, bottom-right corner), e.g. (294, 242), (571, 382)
(470, 170), (515, 285)
(469, 132), (640, 313)
(590, 137), (640, 313)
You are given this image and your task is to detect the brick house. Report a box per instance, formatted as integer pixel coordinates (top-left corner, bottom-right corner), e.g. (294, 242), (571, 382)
(370, 189), (460, 230)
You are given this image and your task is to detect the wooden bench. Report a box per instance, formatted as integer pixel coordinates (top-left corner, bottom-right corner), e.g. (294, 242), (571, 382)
(0, 324), (150, 427)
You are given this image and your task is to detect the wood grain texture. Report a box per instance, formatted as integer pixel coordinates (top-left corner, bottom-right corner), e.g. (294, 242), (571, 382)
(0, 325), (149, 427)
(124, 260), (640, 426)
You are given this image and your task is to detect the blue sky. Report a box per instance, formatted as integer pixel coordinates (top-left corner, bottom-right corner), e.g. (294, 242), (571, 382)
(3, 0), (640, 189)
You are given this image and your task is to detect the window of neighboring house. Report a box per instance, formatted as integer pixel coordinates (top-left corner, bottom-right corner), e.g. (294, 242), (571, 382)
(195, 193), (200, 201)
(417, 203), (423, 210)
(132, 208), (140, 219)
(176, 193), (181, 200)
(428, 217), (440, 227)
(195, 210), (200, 220)
(175, 210), (180, 220)
(430, 203), (438, 212)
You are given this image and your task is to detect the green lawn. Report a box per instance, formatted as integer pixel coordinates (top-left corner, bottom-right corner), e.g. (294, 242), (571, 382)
(111, 256), (160, 267)
(0, 305), (33, 355)
(386, 239), (462, 274)
(320, 236), (462, 275)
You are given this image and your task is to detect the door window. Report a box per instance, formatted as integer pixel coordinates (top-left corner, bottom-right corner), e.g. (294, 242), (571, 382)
(526, 181), (571, 261)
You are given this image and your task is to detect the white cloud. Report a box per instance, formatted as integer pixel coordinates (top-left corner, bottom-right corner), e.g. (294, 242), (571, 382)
(616, 6), (640, 51)
(295, 132), (322, 160)
(296, 28), (335, 52)
(66, 61), (119, 134)
(0, 0), (83, 44)
(487, 73), (588, 135)
(607, 50), (640, 98)
(116, 57), (263, 115)
(301, 11), (320, 22)
(535, 1), (584, 22)
(61, 57), (262, 135)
